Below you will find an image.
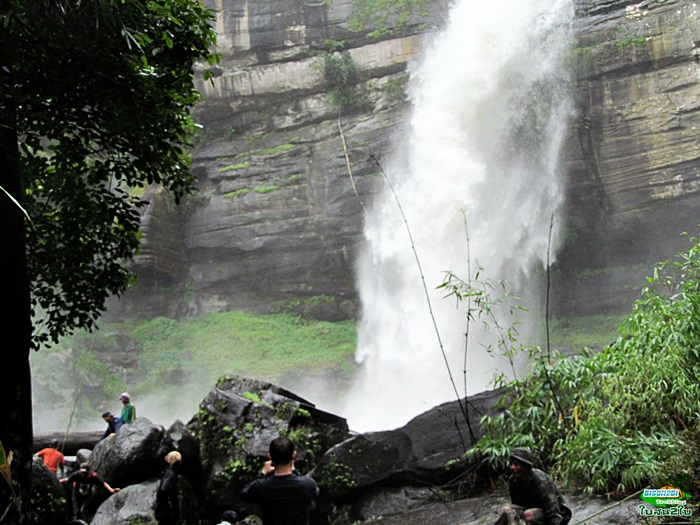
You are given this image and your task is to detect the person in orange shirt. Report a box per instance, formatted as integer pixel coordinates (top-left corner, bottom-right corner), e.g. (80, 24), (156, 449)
(35, 439), (65, 476)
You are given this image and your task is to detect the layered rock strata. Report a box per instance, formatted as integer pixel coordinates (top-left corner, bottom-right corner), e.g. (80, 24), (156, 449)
(116, 0), (700, 320)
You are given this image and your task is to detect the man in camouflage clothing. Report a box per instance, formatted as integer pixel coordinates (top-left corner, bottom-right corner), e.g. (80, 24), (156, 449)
(494, 448), (572, 525)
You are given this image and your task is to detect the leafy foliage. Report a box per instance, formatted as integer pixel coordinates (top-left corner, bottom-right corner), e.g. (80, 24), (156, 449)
(348, 0), (430, 37)
(317, 41), (370, 111)
(381, 75), (409, 104)
(655, 422), (700, 500)
(1, 0), (218, 349)
(463, 234), (700, 495)
(439, 268), (529, 388)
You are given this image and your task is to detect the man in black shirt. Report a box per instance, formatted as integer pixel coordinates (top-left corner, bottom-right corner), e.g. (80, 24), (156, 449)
(60, 463), (119, 521)
(240, 436), (319, 525)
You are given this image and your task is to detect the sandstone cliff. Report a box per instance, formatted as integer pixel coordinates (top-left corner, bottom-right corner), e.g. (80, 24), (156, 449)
(111, 0), (700, 320)
(559, 0), (700, 313)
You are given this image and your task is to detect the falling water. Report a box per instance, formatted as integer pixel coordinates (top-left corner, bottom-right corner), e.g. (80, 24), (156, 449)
(342, 0), (574, 432)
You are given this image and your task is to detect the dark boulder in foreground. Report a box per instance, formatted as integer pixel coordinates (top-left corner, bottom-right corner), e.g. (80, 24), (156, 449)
(306, 387), (650, 525)
(90, 477), (201, 525)
(89, 417), (165, 489)
(90, 479), (160, 525)
(310, 388), (503, 514)
(186, 375), (351, 521)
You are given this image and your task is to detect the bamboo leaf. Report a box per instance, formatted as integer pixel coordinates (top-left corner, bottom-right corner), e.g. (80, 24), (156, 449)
(0, 441), (15, 496)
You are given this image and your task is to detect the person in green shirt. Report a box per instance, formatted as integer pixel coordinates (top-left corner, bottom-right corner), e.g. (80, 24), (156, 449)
(119, 392), (136, 424)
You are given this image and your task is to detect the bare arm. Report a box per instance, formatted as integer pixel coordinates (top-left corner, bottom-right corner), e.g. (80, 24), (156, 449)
(103, 482), (119, 493)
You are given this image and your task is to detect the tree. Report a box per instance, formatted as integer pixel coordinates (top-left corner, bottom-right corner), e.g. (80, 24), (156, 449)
(0, 0), (217, 521)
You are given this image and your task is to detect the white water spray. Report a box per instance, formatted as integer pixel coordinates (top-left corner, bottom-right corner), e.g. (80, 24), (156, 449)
(342, 0), (575, 432)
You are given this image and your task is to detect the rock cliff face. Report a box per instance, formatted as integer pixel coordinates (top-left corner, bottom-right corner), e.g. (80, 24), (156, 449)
(112, 0), (700, 320)
(557, 0), (700, 313)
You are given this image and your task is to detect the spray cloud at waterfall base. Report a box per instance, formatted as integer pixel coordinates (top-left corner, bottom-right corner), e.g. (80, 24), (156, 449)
(340, 0), (575, 433)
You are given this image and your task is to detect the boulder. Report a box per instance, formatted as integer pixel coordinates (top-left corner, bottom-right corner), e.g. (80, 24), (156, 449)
(399, 388), (502, 476)
(187, 375), (351, 520)
(90, 477), (200, 525)
(310, 389), (503, 507)
(89, 417), (165, 488)
(90, 479), (159, 525)
(354, 486), (441, 522)
(76, 449), (91, 464)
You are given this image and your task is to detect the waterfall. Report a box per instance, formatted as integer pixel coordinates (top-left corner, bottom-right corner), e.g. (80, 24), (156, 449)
(343, 0), (574, 432)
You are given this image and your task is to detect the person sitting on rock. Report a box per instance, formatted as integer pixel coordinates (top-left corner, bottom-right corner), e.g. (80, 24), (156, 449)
(240, 436), (319, 525)
(60, 462), (119, 521)
(35, 438), (65, 477)
(494, 448), (571, 525)
(99, 412), (123, 441)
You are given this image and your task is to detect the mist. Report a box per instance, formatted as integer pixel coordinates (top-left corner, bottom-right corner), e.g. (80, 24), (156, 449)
(339, 0), (575, 432)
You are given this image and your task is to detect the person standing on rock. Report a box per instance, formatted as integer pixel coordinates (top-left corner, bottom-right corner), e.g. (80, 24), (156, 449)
(119, 392), (136, 424)
(35, 438), (65, 477)
(494, 448), (571, 525)
(240, 436), (319, 525)
(156, 450), (182, 525)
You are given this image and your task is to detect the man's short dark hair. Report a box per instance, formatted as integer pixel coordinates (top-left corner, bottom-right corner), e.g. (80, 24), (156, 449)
(269, 436), (295, 465)
(102, 412), (112, 419)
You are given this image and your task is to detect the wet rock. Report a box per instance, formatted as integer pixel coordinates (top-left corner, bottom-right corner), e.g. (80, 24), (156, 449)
(355, 486), (440, 521)
(90, 477), (200, 525)
(76, 449), (91, 464)
(90, 479), (159, 525)
(89, 417), (165, 488)
(351, 493), (648, 525)
(187, 375), (350, 521)
(310, 389), (503, 507)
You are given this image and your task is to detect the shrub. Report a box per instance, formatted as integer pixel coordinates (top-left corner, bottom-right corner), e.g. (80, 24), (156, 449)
(317, 41), (370, 111)
(466, 234), (700, 495)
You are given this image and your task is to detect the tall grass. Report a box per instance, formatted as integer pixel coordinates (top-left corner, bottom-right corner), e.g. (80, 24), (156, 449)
(31, 311), (357, 431)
